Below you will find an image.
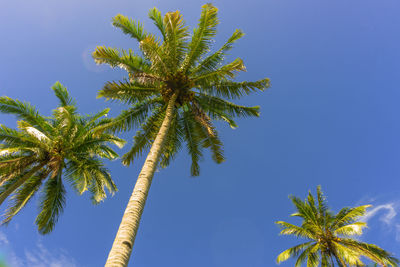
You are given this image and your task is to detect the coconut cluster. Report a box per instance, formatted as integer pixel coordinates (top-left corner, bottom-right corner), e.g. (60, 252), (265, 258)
(161, 72), (195, 106)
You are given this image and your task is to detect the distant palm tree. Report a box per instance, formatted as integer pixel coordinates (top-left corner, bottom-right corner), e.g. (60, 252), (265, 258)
(0, 82), (125, 234)
(276, 186), (399, 266)
(92, 4), (270, 266)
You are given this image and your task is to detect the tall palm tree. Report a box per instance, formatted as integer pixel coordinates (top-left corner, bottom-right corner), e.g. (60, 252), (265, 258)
(0, 82), (125, 234)
(92, 4), (270, 266)
(276, 186), (399, 266)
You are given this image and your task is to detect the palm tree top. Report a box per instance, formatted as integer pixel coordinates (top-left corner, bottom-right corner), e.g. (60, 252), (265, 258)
(0, 82), (125, 234)
(92, 4), (270, 175)
(276, 186), (399, 266)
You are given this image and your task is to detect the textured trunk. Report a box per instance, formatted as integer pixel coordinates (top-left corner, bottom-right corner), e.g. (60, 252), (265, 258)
(105, 92), (178, 267)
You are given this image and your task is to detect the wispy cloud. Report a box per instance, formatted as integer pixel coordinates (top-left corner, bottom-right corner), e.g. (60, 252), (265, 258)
(0, 231), (77, 267)
(361, 203), (397, 225)
(359, 202), (400, 242)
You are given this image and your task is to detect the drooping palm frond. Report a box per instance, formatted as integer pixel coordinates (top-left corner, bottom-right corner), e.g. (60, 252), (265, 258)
(0, 82), (124, 234)
(276, 186), (399, 266)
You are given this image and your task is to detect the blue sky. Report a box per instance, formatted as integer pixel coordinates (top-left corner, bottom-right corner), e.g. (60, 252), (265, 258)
(1, 0), (400, 266)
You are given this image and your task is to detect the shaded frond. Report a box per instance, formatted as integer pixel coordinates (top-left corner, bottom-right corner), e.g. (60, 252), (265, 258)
(98, 81), (159, 104)
(197, 78), (270, 99)
(121, 108), (165, 166)
(35, 172), (66, 234)
(0, 97), (51, 134)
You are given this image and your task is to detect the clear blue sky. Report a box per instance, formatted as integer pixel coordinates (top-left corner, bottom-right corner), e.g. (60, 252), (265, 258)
(1, 0), (400, 266)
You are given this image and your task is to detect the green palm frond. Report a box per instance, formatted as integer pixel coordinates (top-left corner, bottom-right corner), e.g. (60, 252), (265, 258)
(294, 243), (320, 267)
(276, 241), (314, 264)
(276, 187), (399, 266)
(122, 107), (165, 166)
(112, 14), (148, 42)
(276, 221), (314, 239)
(35, 171), (66, 234)
(52, 82), (76, 107)
(140, 35), (170, 74)
(0, 97), (52, 134)
(98, 98), (163, 134)
(193, 58), (245, 84)
(148, 7), (166, 39)
(197, 78), (270, 99)
(92, 46), (152, 75)
(163, 10), (189, 70)
(334, 222), (367, 236)
(98, 81), (159, 104)
(0, 83), (124, 233)
(339, 239), (399, 267)
(194, 93), (260, 118)
(181, 3), (219, 72)
(190, 29), (244, 75)
(332, 205), (371, 230)
(2, 170), (47, 225)
(181, 111), (203, 176)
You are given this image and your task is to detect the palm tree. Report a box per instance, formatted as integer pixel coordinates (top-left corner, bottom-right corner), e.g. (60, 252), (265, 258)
(276, 186), (399, 266)
(0, 82), (125, 234)
(92, 4), (270, 266)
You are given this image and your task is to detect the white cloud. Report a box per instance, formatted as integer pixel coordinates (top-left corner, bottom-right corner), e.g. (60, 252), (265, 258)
(23, 242), (77, 267)
(359, 202), (400, 242)
(361, 203), (397, 225)
(0, 231), (77, 267)
(0, 231), (9, 245)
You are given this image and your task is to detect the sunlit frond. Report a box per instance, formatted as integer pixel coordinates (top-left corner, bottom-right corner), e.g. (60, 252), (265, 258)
(181, 3), (219, 72)
(112, 14), (147, 42)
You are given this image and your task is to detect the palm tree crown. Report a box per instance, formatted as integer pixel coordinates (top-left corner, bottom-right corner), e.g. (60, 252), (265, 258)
(0, 82), (125, 234)
(276, 186), (399, 266)
(92, 4), (270, 175)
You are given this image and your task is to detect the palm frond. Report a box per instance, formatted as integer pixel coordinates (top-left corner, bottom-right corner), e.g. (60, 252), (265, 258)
(194, 93), (260, 118)
(35, 171), (66, 234)
(276, 241), (314, 264)
(92, 46), (152, 75)
(197, 78), (270, 99)
(180, 111), (203, 176)
(276, 221), (314, 239)
(181, 3), (219, 72)
(98, 81), (159, 104)
(140, 35), (170, 75)
(191, 29), (244, 75)
(163, 10), (189, 70)
(122, 108), (165, 166)
(51, 82), (76, 107)
(2, 170), (47, 225)
(148, 7), (165, 39)
(332, 205), (371, 230)
(95, 98), (163, 134)
(192, 58), (245, 84)
(0, 97), (51, 134)
(112, 14), (147, 42)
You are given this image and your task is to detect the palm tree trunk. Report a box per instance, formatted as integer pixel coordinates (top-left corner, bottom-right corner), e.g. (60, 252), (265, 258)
(105, 92), (178, 267)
